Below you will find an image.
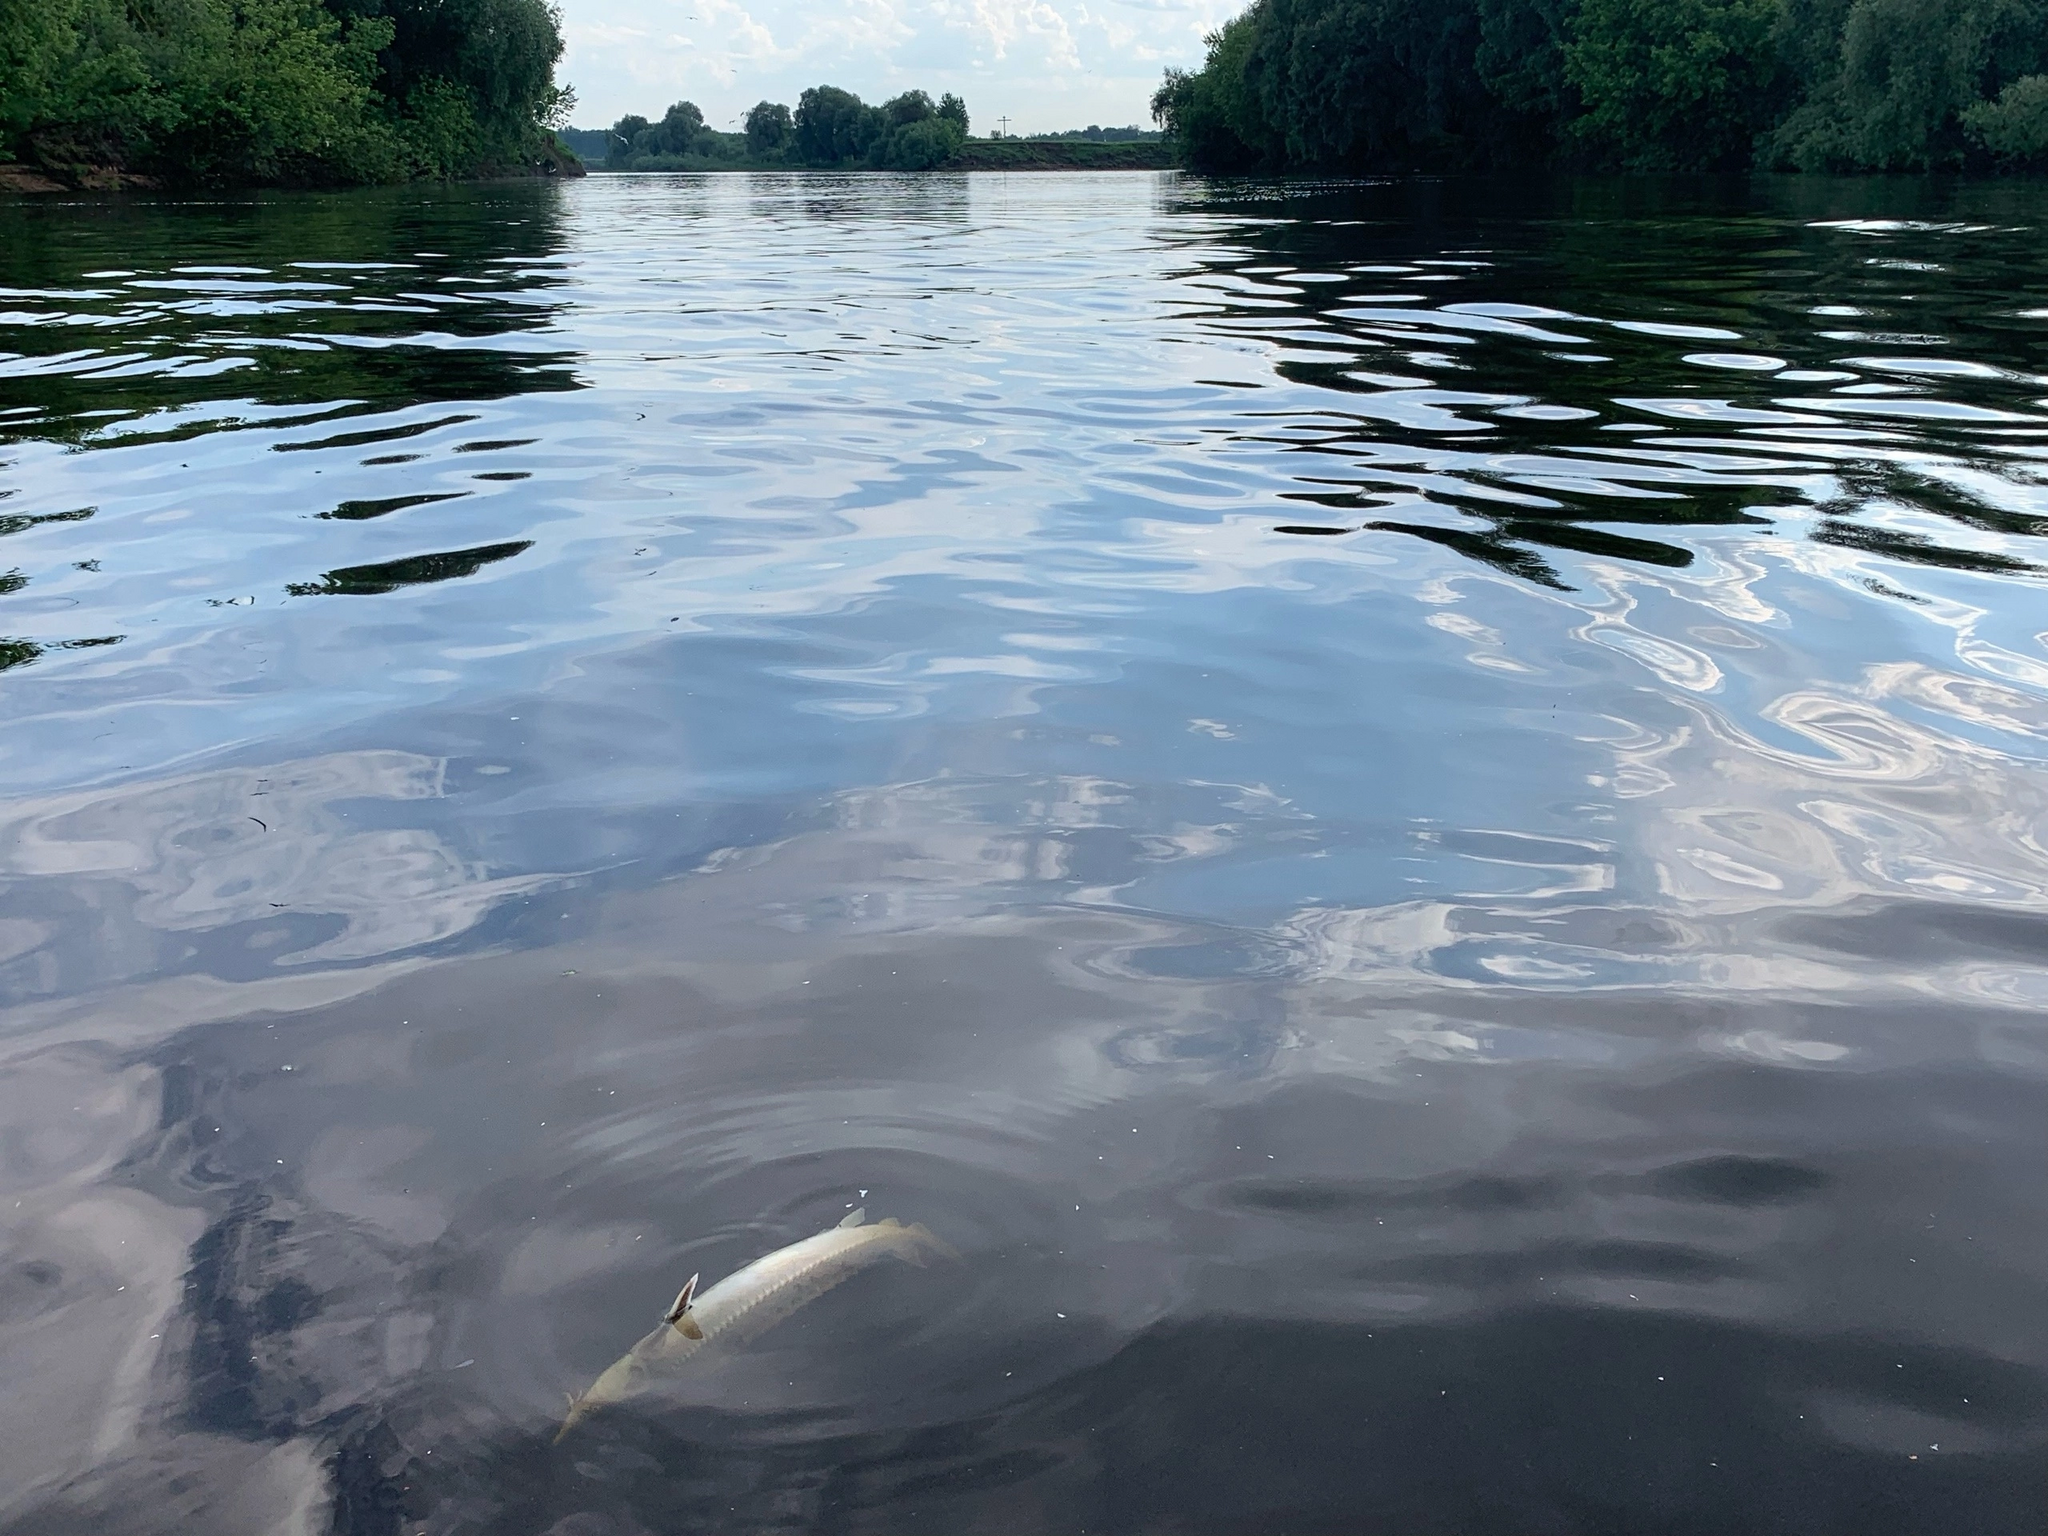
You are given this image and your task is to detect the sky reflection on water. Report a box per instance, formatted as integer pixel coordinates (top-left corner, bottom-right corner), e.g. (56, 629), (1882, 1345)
(0, 173), (2045, 1534)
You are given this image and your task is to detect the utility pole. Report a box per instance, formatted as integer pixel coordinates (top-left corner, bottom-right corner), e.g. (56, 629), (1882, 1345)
(996, 115), (1011, 139)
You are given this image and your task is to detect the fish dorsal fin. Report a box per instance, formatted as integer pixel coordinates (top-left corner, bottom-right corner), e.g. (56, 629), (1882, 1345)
(838, 1207), (867, 1228)
(663, 1273), (699, 1325)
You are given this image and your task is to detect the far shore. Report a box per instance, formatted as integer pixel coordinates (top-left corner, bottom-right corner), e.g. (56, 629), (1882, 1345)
(2, 140), (1174, 195)
(584, 140), (1175, 175)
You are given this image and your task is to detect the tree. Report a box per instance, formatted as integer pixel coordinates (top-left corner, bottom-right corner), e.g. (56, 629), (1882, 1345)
(1150, 0), (2048, 174)
(325, 0), (566, 162)
(872, 115), (963, 168)
(1, 0), (573, 183)
(1151, 10), (1270, 170)
(882, 89), (935, 126)
(1768, 0), (2048, 169)
(743, 98), (791, 154)
(1966, 71), (2048, 161)
(635, 98), (703, 156)
(607, 112), (649, 167)
(1253, 0), (1510, 170)
(1564, 0), (1782, 168)
(3, 0), (405, 182)
(864, 89), (970, 166)
(1474, 0), (1579, 127)
(793, 84), (878, 164)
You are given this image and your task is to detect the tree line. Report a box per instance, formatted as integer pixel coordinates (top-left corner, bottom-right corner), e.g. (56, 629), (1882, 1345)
(1025, 125), (1161, 142)
(1152, 0), (2048, 172)
(604, 87), (970, 171)
(0, 0), (573, 185)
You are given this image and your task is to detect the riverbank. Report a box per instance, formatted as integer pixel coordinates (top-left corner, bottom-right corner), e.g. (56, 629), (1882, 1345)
(948, 139), (1172, 170)
(1, 143), (583, 195)
(0, 163), (162, 194)
(578, 139), (1175, 175)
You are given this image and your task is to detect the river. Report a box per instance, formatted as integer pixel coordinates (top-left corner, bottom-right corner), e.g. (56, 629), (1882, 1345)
(1, 171), (2044, 1534)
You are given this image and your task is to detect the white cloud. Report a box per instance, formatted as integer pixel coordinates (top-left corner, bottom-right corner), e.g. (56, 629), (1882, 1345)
(557, 0), (1243, 132)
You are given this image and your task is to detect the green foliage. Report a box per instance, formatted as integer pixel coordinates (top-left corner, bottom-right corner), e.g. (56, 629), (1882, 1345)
(865, 89), (965, 167)
(783, 85), (969, 167)
(873, 116), (965, 169)
(793, 84), (880, 164)
(598, 85), (970, 171)
(1566, 0), (1780, 167)
(604, 103), (762, 170)
(882, 89), (936, 127)
(633, 100), (705, 157)
(1150, 10), (1270, 170)
(0, 0), (570, 184)
(393, 75), (483, 179)
(1268, 0), (1528, 168)
(554, 123), (606, 160)
(1157, 0), (2048, 173)
(1966, 71), (2048, 159)
(1475, 0), (1580, 122)
(1024, 124), (1160, 140)
(2, 0), (172, 165)
(1152, 0), (1574, 172)
(605, 114), (649, 167)
(744, 99), (792, 155)
(1768, 0), (2048, 168)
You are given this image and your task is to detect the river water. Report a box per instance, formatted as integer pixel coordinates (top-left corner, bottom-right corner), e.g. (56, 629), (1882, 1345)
(1, 171), (2045, 1534)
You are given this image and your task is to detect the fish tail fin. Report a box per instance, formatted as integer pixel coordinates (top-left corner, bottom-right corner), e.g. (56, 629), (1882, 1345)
(901, 1222), (959, 1265)
(555, 1395), (582, 1444)
(838, 1207), (867, 1228)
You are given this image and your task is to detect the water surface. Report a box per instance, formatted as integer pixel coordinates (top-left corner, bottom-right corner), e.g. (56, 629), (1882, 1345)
(1, 172), (2046, 1534)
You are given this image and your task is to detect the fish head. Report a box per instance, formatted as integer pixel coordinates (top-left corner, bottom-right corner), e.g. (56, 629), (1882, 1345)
(555, 1393), (591, 1443)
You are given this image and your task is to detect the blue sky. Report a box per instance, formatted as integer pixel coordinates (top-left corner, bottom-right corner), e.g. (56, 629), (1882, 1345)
(557, 0), (1242, 134)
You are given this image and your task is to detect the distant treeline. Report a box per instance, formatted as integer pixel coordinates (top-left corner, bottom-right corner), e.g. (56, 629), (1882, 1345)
(600, 88), (970, 171)
(1024, 125), (1162, 142)
(0, 0), (574, 186)
(1153, 0), (2048, 172)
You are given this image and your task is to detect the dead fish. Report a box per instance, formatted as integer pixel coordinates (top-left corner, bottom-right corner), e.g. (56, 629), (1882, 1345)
(557, 1207), (953, 1441)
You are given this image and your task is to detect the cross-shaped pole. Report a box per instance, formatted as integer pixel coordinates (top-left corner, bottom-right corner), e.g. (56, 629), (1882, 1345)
(996, 115), (1012, 138)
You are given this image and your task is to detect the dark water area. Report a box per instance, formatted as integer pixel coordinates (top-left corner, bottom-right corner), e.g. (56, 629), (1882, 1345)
(1, 171), (2046, 1534)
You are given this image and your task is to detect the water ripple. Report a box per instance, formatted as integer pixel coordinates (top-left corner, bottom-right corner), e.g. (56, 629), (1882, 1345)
(4, 174), (2048, 1534)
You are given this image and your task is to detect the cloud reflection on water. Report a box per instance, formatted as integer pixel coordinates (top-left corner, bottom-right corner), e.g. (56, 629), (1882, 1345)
(2, 743), (2042, 1529)
(0, 751), (547, 1001)
(2, 175), (2048, 1532)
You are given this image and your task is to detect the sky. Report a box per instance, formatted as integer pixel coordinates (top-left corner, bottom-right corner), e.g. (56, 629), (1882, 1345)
(556, 0), (1245, 136)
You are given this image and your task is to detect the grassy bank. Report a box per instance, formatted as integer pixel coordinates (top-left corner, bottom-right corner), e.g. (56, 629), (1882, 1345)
(950, 139), (1174, 170)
